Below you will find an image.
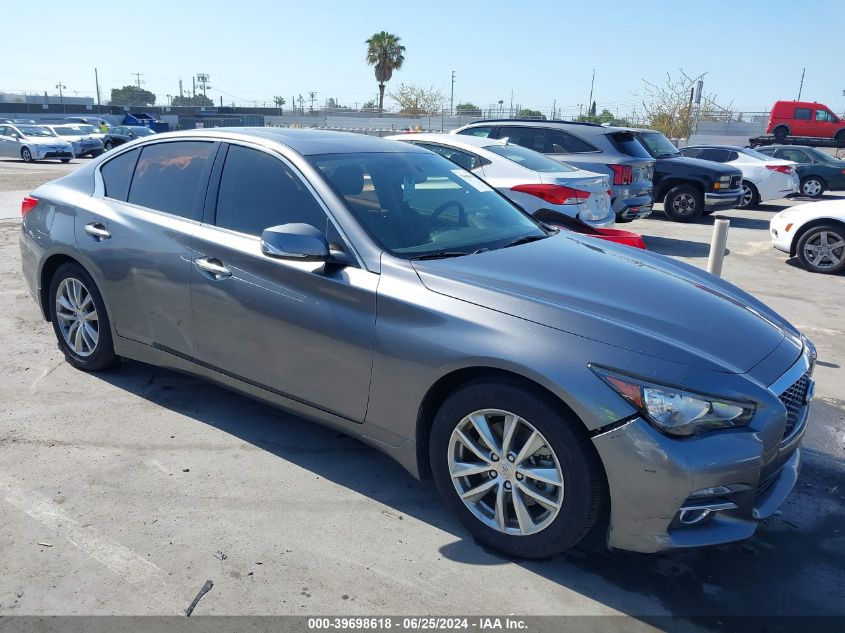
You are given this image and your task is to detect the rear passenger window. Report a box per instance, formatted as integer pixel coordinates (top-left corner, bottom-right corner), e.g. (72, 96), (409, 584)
(679, 148), (700, 158)
(496, 127), (546, 152)
(457, 126), (494, 138)
(546, 130), (598, 154)
(794, 108), (811, 120)
(100, 148), (139, 201)
(698, 148), (731, 163)
(128, 141), (214, 218)
(215, 145), (329, 236)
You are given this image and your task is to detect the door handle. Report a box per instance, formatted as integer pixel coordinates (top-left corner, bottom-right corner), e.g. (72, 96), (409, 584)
(84, 222), (111, 240)
(195, 257), (232, 279)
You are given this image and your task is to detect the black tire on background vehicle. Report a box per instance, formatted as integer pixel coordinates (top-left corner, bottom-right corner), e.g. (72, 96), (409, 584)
(429, 378), (605, 558)
(800, 176), (826, 198)
(836, 130), (845, 143)
(48, 262), (120, 371)
(103, 141), (114, 151)
(21, 147), (33, 163)
(90, 150), (104, 158)
(663, 184), (704, 222)
(796, 224), (845, 274)
(738, 180), (760, 209)
(773, 126), (789, 141)
(61, 159), (71, 164)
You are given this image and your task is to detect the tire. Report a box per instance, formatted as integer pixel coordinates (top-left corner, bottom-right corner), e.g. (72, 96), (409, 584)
(663, 184), (704, 222)
(21, 147), (33, 163)
(738, 180), (760, 209)
(103, 140), (114, 151)
(90, 150), (103, 158)
(773, 126), (789, 141)
(60, 159), (71, 164)
(800, 176), (825, 198)
(48, 262), (120, 371)
(796, 224), (845, 274)
(429, 378), (605, 558)
(835, 130), (845, 143)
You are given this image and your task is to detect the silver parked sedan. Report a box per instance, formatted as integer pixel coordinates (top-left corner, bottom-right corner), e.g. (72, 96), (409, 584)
(0, 123), (74, 162)
(20, 129), (815, 556)
(44, 124), (105, 158)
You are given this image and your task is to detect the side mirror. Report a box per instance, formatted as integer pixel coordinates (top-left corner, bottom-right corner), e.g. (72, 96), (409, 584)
(261, 223), (329, 262)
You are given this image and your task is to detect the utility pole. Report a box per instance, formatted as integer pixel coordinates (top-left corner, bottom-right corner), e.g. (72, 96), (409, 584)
(166, 94), (172, 106)
(130, 72), (145, 106)
(552, 99), (556, 120)
(450, 71), (455, 116)
(309, 91), (317, 112)
(94, 68), (101, 108)
(192, 77), (196, 99)
(509, 90), (513, 118)
(179, 79), (184, 100)
(196, 74), (210, 98)
(797, 68), (806, 101)
(55, 82), (66, 112)
(587, 69), (595, 118)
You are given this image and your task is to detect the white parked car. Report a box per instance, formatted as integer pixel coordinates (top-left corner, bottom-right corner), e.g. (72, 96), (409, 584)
(770, 198), (845, 274)
(680, 145), (799, 209)
(43, 124), (105, 158)
(386, 133), (614, 227)
(0, 123), (74, 163)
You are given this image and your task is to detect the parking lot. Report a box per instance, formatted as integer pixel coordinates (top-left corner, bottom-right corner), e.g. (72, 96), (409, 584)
(0, 158), (843, 623)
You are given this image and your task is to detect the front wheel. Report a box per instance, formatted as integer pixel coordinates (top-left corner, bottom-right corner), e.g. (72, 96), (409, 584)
(773, 126), (788, 141)
(103, 140), (114, 151)
(796, 225), (845, 274)
(738, 180), (760, 209)
(800, 176), (825, 198)
(663, 184), (704, 222)
(48, 262), (120, 371)
(21, 147), (33, 163)
(429, 378), (605, 558)
(60, 159), (71, 164)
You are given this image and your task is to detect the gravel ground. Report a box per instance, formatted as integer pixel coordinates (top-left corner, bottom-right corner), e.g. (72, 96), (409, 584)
(0, 158), (843, 624)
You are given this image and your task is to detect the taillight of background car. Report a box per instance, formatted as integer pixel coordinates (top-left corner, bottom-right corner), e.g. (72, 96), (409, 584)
(608, 164), (633, 185)
(21, 196), (38, 217)
(766, 165), (794, 175)
(511, 184), (590, 206)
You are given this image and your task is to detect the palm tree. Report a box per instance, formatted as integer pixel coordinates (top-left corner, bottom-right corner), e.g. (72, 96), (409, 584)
(365, 31), (405, 113)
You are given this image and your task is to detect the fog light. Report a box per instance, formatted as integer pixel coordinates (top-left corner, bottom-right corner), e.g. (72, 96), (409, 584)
(677, 500), (737, 526)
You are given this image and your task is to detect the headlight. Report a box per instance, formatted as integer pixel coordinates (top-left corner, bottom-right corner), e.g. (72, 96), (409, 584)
(591, 366), (755, 437)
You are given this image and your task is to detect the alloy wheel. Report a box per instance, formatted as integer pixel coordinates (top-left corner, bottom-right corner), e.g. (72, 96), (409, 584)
(21, 148), (32, 162)
(739, 184), (754, 208)
(671, 192), (696, 216)
(447, 409), (564, 536)
(55, 278), (99, 357)
(802, 179), (822, 197)
(802, 230), (845, 271)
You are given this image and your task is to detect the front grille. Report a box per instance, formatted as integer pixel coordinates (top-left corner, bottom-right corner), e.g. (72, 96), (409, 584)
(779, 370), (811, 440)
(730, 175), (742, 190)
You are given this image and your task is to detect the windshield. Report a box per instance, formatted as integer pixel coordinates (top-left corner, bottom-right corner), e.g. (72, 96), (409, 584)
(53, 127), (82, 137)
(309, 152), (546, 258)
(638, 132), (680, 158)
(18, 126), (54, 137)
(77, 125), (98, 134)
(483, 144), (575, 173)
(129, 127), (155, 136)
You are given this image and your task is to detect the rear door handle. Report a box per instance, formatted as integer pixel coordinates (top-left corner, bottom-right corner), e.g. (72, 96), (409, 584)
(84, 222), (111, 240)
(195, 257), (232, 279)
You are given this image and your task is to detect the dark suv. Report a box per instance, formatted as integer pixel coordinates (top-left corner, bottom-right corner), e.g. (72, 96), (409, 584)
(453, 120), (654, 222)
(618, 129), (743, 222)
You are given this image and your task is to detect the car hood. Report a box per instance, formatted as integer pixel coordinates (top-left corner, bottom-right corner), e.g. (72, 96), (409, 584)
(659, 155), (741, 176)
(412, 233), (792, 374)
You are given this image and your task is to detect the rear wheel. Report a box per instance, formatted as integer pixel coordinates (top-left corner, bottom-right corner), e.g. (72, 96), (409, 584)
(773, 126), (789, 141)
(60, 159), (71, 164)
(800, 176), (825, 198)
(429, 378), (604, 558)
(796, 225), (845, 274)
(48, 262), (119, 371)
(103, 140), (114, 151)
(663, 184), (704, 222)
(738, 180), (760, 209)
(21, 147), (33, 163)
(835, 130), (845, 143)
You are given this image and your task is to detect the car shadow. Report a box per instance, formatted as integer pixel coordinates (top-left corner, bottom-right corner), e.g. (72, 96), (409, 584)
(642, 236), (725, 258)
(92, 361), (845, 624)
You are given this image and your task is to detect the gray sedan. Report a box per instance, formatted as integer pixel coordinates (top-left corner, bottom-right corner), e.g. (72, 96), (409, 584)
(19, 128), (815, 556)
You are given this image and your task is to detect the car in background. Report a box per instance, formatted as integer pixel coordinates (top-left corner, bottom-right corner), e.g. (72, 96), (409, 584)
(680, 146), (798, 209)
(386, 133), (614, 228)
(63, 116), (109, 129)
(0, 123), (74, 163)
(453, 120), (654, 223)
(771, 199), (845, 274)
(102, 125), (156, 150)
(20, 128), (816, 557)
(43, 124), (104, 158)
(754, 145), (845, 198)
(11, 119), (36, 125)
(620, 130), (742, 221)
(766, 101), (845, 142)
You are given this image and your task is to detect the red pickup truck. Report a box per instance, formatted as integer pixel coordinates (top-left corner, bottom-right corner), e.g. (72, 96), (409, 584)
(767, 100), (845, 141)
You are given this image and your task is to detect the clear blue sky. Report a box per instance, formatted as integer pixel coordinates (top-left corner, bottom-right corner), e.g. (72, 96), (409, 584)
(5, 0), (844, 116)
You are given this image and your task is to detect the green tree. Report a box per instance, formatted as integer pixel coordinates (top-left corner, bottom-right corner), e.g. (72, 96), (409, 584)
(366, 31), (406, 112)
(361, 100), (377, 110)
(456, 102), (482, 116)
(171, 94), (213, 107)
(110, 85), (156, 106)
(274, 96), (286, 114)
(517, 108), (546, 119)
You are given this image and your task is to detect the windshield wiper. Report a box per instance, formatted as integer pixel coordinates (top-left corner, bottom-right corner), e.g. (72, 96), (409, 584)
(409, 250), (470, 261)
(503, 234), (548, 249)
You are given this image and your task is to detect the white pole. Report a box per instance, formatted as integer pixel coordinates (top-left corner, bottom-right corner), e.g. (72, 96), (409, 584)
(707, 219), (730, 277)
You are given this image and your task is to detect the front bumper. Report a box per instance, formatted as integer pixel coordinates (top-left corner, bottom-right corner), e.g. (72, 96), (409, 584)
(35, 147), (73, 160)
(592, 350), (813, 553)
(769, 214), (794, 253)
(705, 189), (742, 211)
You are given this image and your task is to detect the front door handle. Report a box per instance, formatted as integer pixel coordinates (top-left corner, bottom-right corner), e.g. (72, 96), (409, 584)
(84, 222), (111, 240)
(195, 257), (232, 279)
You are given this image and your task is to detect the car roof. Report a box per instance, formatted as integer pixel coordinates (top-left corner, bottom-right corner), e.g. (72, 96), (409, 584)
(387, 132), (506, 149)
(137, 127), (429, 155)
(460, 119), (632, 135)
(684, 145), (748, 151)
